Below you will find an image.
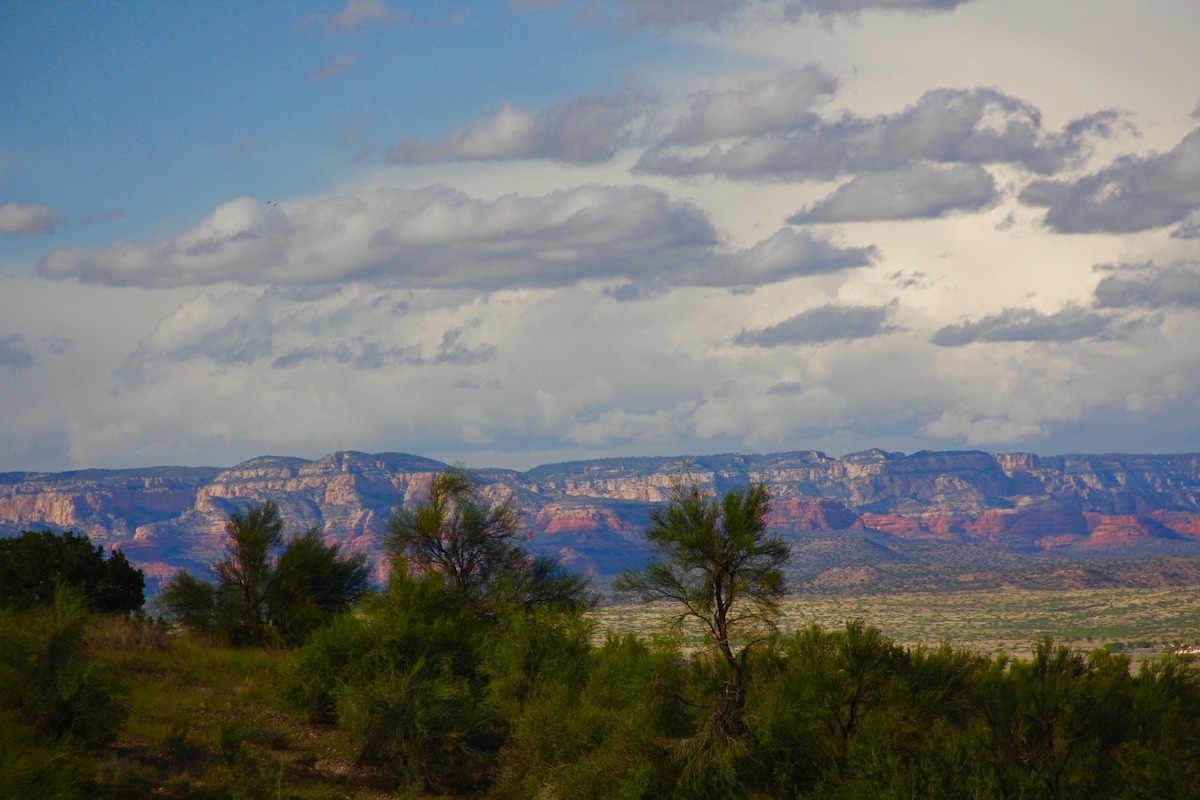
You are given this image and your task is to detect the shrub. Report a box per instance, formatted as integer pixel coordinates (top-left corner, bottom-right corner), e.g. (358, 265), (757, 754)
(0, 530), (145, 615)
(157, 504), (370, 648)
(0, 591), (128, 748)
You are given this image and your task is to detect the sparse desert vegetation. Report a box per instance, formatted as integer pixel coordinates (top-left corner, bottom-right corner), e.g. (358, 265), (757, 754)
(8, 477), (1200, 798)
(597, 585), (1200, 663)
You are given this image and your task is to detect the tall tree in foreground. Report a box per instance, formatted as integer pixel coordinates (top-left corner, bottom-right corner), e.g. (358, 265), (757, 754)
(382, 466), (590, 616)
(213, 499), (285, 643)
(615, 481), (789, 737)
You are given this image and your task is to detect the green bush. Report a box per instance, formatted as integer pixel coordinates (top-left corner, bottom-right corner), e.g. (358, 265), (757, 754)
(0, 592), (128, 749)
(0, 530), (144, 615)
(156, 505), (369, 648)
(282, 572), (496, 793)
(489, 631), (687, 800)
(267, 526), (369, 646)
(0, 717), (83, 800)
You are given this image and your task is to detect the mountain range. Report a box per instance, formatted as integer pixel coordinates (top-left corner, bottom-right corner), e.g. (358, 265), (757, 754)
(3, 449), (1200, 594)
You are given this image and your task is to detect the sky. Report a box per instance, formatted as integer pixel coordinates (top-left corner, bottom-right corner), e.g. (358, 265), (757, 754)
(2, 0), (1200, 473)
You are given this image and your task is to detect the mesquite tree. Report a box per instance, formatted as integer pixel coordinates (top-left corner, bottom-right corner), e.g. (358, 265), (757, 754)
(383, 466), (589, 616)
(615, 480), (789, 736)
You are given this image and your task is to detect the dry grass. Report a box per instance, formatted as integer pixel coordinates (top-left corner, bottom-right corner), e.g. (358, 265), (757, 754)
(595, 585), (1200, 663)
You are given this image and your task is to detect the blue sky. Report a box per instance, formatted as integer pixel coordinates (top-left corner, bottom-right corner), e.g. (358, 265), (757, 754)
(2, 0), (1200, 471)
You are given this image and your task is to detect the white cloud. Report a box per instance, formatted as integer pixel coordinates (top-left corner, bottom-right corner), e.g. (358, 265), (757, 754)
(1020, 127), (1200, 234)
(789, 163), (996, 222)
(615, 0), (747, 29)
(611, 0), (973, 29)
(779, 0), (975, 16)
(1092, 261), (1200, 309)
(36, 184), (872, 292)
(535, 377), (615, 432)
(734, 302), (897, 346)
(6, 0), (1200, 474)
(0, 202), (62, 234)
(694, 228), (877, 286)
(919, 412), (1047, 446)
(567, 406), (687, 446)
(389, 95), (643, 165)
(931, 305), (1119, 346)
(637, 88), (1119, 181)
(663, 67), (838, 144)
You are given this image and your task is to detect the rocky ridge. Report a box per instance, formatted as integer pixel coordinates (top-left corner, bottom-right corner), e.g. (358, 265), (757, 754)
(2, 449), (1199, 591)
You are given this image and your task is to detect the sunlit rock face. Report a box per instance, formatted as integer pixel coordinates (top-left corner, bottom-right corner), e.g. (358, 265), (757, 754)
(2, 449), (1199, 590)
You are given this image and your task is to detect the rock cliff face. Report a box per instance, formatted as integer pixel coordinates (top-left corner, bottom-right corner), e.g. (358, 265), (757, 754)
(2, 449), (1199, 589)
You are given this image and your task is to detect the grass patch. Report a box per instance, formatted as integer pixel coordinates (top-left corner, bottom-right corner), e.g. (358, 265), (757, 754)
(75, 618), (402, 799)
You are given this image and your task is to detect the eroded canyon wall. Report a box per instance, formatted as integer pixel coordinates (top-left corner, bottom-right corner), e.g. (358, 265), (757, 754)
(3, 449), (1199, 587)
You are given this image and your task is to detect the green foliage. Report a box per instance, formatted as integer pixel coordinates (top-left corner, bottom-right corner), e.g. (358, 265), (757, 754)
(0, 529), (145, 615)
(267, 526), (370, 645)
(156, 502), (369, 647)
(489, 550), (594, 617)
(489, 631), (685, 800)
(212, 500), (285, 645)
(0, 717), (83, 800)
(282, 571), (498, 793)
(615, 481), (789, 737)
(1112, 653), (1200, 797)
(736, 622), (994, 799)
(383, 466), (591, 618)
(18, 491), (1200, 798)
(383, 467), (520, 601)
(276, 465), (601, 792)
(0, 591), (128, 750)
(12, 579), (1200, 798)
(981, 638), (1134, 799)
(154, 571), (218, 634)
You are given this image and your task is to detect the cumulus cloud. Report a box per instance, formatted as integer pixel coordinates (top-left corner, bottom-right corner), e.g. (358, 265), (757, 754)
(1172, 211), (1200, 239)
(638, 88), (1119, 181)
(789, 163), (996, 222)
(118, 285), (499, 379)
(38, 186), (712, 288)
(0, 335), (34, 369)
(37, 185), (871, 292)
(0, 202), (62, 235)
(733, 302), (897, 347)
(1020, 127), (1200, 234)
(616, 0), (747, 28)
(783, 0), (973, 12)
(300, 0), (402, 33)
(663, 67), (838, 144)
(1092, 262), (1200, 309)
(612, 0), (973, 29)
(706, 229), (878, 286)
(389, 95), (642, 164)
(767, 381), (805, 395)
(919, 412), (1047, 446)
(567, 406), (687, 446)
(931, 305), (1119, 347)
(272, 327), (495, 370)
(604, 228), (875, 297)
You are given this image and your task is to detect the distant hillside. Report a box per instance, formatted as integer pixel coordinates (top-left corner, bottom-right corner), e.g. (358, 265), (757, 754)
(2, 449), (1200, 593)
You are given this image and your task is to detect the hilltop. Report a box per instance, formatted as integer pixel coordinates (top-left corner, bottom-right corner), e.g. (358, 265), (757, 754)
(3, 449), (1200, 592)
